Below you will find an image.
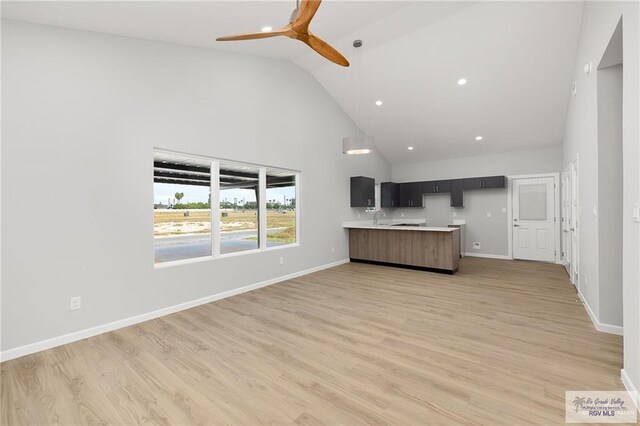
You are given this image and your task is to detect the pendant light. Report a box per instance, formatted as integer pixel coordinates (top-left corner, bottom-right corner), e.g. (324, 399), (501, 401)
(343, 40), (374, 155)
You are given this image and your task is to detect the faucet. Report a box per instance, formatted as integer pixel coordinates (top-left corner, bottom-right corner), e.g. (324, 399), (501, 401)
(373, 210), (382, 225)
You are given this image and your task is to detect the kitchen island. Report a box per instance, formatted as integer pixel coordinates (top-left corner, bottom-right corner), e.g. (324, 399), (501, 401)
(344, 222), (460, 274)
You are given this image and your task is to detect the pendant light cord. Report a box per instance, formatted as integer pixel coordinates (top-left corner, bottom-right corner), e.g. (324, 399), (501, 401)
(356, 44), (360, 137)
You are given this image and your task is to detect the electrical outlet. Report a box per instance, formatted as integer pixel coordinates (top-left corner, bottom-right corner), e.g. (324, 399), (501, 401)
(452, 211), (457, 218)
(70, 296), (81, 311)
(279, 256), (284, 265)
(358, 213), (361, 219)
(331, 246), (335, 254)
(400, 212), (405, 217)
(472, 242), (481, 249)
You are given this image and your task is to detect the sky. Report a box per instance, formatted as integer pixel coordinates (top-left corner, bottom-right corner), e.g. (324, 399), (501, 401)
(154, 183), (295, 206)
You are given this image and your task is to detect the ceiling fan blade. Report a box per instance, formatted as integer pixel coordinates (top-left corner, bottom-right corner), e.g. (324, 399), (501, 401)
(304, 33), (349, 67)
(216, 28), (289, 42)
(293, 0), (322, 28)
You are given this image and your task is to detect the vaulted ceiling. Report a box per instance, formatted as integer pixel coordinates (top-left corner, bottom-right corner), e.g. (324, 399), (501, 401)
(2, 1), (584, 164)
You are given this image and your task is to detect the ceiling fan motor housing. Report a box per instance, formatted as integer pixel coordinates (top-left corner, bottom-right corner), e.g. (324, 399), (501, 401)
(289, 8), (298, 23)
(353, 40), (363, 48)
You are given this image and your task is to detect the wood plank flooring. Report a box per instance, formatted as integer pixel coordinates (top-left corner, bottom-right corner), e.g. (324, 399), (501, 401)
(1, 258), (624, 425)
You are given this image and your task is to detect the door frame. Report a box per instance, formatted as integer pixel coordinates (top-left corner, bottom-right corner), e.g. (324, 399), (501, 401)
(561, 168), (571, 274)
(507, 173), (561, 263)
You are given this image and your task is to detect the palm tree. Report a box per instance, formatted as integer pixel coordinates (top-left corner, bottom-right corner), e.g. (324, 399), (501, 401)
(572, 396), (586, 412)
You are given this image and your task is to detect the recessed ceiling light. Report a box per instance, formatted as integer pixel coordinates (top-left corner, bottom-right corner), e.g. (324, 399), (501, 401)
(261, 26), (273, 32)
(407, 146), (414, 151)
(457, 78), (467, 86)
(375, 100), (383, 106)
(475, 136), (483, 141)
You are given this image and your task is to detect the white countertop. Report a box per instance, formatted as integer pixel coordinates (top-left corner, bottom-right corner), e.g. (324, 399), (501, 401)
(343, 220), (455, 232)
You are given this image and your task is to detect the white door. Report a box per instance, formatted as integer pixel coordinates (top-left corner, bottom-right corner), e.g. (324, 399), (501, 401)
(512, 177), (556, 262)
(570, 160), (579, 285)
(561, 169), (572, 277)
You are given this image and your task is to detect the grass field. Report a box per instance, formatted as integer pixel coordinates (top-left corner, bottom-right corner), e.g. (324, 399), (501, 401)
(154, 209), (296, 243)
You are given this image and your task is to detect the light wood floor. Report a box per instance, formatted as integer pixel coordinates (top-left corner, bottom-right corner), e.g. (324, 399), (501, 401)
(1, 258), (624, 425)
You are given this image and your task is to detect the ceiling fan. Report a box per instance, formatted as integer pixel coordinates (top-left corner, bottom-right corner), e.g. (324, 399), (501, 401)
(216, 0), (349, 67)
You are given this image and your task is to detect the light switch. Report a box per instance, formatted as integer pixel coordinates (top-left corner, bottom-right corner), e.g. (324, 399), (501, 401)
(593, 205), (598, 217)
(502, 207), (507, 213)
(486, 212), (492, 218)
(633, 203), (640, 223)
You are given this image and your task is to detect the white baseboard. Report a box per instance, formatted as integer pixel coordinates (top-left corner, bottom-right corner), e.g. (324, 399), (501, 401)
(463, 252), (512, 260)
(621, 369), (639, 409)
(0, 259), (350, 363)
(577, 292), (623, 335)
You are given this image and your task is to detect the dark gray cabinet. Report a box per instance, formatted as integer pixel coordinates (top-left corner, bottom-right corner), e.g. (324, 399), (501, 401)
(463, 176), (506, 190)
(423, 180), (452, 194)
(381, 182), (399, 208)
(450, 180), (464, 207)
(350, 176), (375, 208)
(398, 183), (411, 207)
(483, 176), (507, 188)
(356, 175), (505, 209)
(399, 182), (423, 207)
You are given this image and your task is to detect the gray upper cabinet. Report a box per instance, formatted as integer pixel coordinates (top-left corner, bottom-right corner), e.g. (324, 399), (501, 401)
(350, 176), (375, 208)
(463, 176), (506, 190)
(362, 175), (505, 209)
(450, 180), (464, 207)
(423, 180), (452, 194)
(399, 182), (424, 207)
(381, 182), (399, 208)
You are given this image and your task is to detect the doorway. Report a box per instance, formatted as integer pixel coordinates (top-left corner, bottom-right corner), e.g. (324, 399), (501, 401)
(510, 175), (559, 262)
(596, 18), (623, 327)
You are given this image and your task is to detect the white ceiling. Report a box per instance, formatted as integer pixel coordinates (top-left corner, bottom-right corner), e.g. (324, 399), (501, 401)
(1, 1), (411, 65)
(2, 1), (584, 164)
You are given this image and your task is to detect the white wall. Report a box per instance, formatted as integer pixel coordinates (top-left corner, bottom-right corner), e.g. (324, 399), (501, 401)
(561, 1), (639, 395)
(390, 147), (562, 257)
(0, 20), (391, 354)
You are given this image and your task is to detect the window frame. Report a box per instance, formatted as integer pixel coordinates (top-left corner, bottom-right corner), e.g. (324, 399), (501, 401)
(154, 150), (300, 268)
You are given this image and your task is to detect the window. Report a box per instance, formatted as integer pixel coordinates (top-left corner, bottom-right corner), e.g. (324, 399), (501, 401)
(154, 151), (299, 265)
(154, 153), (211, 263)
(219, 162), (260, 255)
(266, 170), (297, 247)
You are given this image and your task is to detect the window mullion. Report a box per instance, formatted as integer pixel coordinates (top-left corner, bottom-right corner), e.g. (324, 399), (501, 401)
(259, 167), (267, 250)
(295, 172), (300, 245)
(211, 160), (220, 257)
